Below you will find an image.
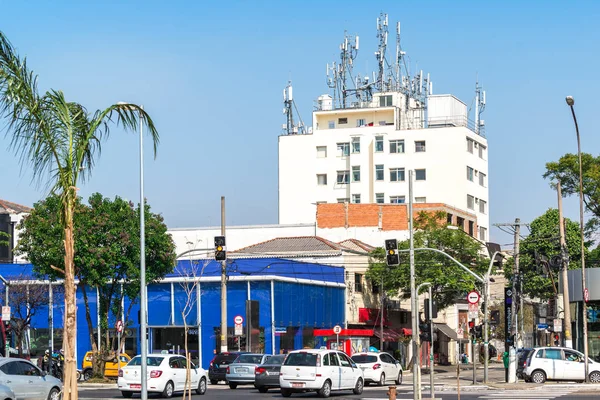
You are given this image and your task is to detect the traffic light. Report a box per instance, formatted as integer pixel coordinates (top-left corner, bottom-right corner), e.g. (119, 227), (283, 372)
(214, 236), (226, 261)
(385, 239), (399, 266)
(474, 324), (483, 339)
(424, 299), (438, 320)
(490, 310), (500, 325)
(419, 322), (431, 342)
(507, 334), (515, 347)
(554, 334), (560, 346)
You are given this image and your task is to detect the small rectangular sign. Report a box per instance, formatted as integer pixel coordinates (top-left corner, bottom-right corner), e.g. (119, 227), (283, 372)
(1, 306), (10, 321)
(537, 323), (548, 330)
(553, 319), (562, 332)
(234, 323), (243, 336)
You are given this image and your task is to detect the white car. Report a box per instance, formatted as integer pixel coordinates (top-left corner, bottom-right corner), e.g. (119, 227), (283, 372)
(351, 351), (402, 386)
(118, 354), (208, 398)
(279, 349), (364, 398)
(523, 346), (600, 383)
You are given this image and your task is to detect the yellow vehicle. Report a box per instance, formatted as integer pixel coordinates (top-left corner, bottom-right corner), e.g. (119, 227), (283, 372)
(82, 351), (131, 380)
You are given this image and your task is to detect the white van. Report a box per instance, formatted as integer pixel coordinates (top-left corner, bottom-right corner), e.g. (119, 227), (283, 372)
(279, 349), (364, 398)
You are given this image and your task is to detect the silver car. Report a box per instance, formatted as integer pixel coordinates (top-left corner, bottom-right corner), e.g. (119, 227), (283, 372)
(0, 358), (62, 400)
(226, 354), (271, 389)
(0, 383), (15, 400)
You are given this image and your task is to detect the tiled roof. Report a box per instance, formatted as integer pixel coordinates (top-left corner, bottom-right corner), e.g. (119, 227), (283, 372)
(233, 236), (343, 256)
(0, 199), (32, 214)
(337, 239), (375, 253)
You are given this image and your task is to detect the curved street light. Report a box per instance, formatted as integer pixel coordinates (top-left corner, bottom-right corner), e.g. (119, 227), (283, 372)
(565, 95), (590, 382)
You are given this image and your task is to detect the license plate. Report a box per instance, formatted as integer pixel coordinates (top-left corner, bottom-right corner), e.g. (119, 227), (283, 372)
(292, 382), (304, 388)
(130, 384), (141, 389)
(267, 371), (278, 376)
(360, 367), (366, 370)
(236, 368), (248, 373)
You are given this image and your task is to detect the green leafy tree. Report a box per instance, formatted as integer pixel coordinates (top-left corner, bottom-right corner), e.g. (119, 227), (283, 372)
(544, 153), (600, 232)
(0, 32), (159, 398)
(504, 208), (584, 300)
(368, 211), (491, 310)
(0, 231), (8, 247)
(16, 193), (175, 378)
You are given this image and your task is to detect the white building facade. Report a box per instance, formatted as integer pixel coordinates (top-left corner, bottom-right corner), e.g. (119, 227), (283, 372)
(278, 92), (490, 242)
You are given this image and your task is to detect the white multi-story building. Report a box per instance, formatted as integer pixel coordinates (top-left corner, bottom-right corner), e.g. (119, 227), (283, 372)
(278, 91), (490, 241)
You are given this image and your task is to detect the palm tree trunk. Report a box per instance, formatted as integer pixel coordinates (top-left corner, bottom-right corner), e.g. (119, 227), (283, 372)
(62, 203), (78, 400)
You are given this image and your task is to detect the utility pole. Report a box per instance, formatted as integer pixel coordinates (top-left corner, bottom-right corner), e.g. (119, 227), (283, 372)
(409, 170), (421, 400)
(494, 219), (528, 383)
(557, 181), (573, 348)
(220, 196), (228, 353)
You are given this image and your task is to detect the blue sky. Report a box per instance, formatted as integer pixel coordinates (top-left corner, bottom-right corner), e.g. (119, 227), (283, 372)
(1, 1), (599, 247)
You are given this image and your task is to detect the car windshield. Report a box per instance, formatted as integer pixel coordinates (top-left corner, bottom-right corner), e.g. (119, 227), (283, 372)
(128, 356), (164, 366)
(236, 355), (264, 364)
(284, 352), (318, 366)
(351, 355), (378, 363)
(214, 354), (240, 364)
(265, 355), (285, 365)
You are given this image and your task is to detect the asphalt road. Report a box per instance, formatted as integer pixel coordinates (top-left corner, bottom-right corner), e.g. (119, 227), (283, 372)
(78, 383), (600, 400)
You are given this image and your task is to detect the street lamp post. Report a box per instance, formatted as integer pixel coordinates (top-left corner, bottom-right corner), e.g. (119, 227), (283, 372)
(417, 282), (433, 400)
(565, 95), (589, 382)
(138, 105), (148, 400)
(408, 170), (420, 400)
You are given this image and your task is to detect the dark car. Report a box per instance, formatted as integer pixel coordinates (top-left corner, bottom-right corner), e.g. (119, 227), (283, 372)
(254, 354), (286, 393)
(516, 348), (533, 379)
(208, 352), (247, 384)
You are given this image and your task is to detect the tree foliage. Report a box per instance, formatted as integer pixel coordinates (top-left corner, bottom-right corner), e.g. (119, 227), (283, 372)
(544, 152), (600, 232)
(0, 230), (8, 248)
(1, 30), (160, 399)
(368, 211), (492, 310)
(16, 193), (176, 375)
(504, 208), (584, 300)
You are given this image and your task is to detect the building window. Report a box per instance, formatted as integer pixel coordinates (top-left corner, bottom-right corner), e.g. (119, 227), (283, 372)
(468, 220), (475, 236)
(357, 118), (366, 127)
(467, 195), (475, 210)
(479, 199), (487, 214)
(337, 170), (350, 184)
(354, 273), (363, 293)
(390, 167), (405, 182)
(467, 138), (474, 153)
(456, 217), (465, 230)
(375, 136), (384, 152)
(390, 196), (406, 204)
(352, 137), (360, 153)
(352, 194), (361, 204)
(338, 117), (348, 124)
(379, 95), (393, 107)
(415, 140), (426, 152)
(479, 144), (486, 159)
(479, 226), (487, 241)
(415, 169), (426, 181)
(415, 197), (426, 203)
(375, 165), (384, 181)
(467, 166), (474, 181)
(389, 139), (405, 154)
(317, 146), (327, 158)
(352, 166), (361, 182)
(328, 120), (335, 129)
(337, 198), (349, 203)
(376, 193), (384, 204)
(317, 174), (327, 185)
(479, 172), (486, 187)
(447, 213), (453, 224)
(337, 142), (350, 157)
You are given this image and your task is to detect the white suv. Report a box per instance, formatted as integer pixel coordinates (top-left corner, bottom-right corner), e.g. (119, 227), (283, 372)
(351, 351), (402, 386)
(279, 349), (364, 398)
(523, 347), (600, 383)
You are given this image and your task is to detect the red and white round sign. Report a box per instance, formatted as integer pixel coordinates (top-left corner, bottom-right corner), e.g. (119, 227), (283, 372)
(234, 315), (244, 325)
(333, 325), (342, 334)
(584, 288), (590, 303)
(116, 320), (123, 333)
(467, 291), (480, 304)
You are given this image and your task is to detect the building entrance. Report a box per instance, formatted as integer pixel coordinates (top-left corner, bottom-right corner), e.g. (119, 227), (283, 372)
(152, 327), (199, 364)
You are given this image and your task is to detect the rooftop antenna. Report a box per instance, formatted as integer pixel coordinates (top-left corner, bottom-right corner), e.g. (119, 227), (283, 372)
(375, 13), (388, 91)
(283, 81), (306, 135)
(474, 78), (486, 135)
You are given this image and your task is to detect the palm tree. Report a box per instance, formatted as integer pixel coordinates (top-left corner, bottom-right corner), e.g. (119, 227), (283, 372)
(0, 31), (160, 400)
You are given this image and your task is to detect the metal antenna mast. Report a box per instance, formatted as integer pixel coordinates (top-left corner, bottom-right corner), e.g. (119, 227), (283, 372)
(475, 79), (486, 135)
(375, 13), (388, 91)
(282, 81), (305, 135)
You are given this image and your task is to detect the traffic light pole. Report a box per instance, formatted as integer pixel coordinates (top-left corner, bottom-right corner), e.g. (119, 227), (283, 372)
(428, 285), (435, 400)
(220, 196), (228, 353)
(472, 318), (476, 385)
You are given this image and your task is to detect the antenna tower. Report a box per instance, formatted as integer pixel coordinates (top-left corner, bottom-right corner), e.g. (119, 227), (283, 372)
(282, 81), (306, 135)
(475, 80), (486, 135)
(326, 31), (359, 109)
(375, 13), (388, 91)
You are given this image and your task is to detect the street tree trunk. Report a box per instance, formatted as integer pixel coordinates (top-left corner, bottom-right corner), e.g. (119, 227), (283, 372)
(62, 199), (78, 400)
